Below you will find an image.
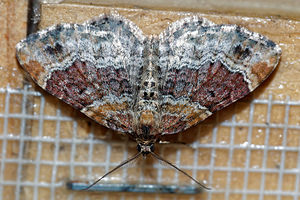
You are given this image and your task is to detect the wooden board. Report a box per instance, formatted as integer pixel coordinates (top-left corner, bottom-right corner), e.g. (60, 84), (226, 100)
(0, 1), (299, 200)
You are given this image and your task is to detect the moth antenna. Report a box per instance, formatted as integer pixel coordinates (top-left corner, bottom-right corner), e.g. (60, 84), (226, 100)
(83, 152), (142, 190)
(150, 152), (211, 190)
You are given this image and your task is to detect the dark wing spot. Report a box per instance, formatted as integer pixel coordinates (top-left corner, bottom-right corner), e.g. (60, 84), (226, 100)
(54, 43), (63, 53)
(241, 48), (250, 59)
(44, 43), (63, 55)
(45, 45), (55, 55)
(234, 45), (242, 55)
(208, 90), (215, 97)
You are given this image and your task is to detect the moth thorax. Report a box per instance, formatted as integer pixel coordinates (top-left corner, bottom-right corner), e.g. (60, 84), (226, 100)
(139, 110), (155, 127)
(137, 110), (159, 137)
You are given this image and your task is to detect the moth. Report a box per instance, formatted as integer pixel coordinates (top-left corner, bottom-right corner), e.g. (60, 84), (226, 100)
(16, 13), (281, 190)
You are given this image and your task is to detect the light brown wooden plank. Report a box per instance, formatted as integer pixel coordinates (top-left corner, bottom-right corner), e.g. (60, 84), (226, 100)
(0, 0), (28, 199)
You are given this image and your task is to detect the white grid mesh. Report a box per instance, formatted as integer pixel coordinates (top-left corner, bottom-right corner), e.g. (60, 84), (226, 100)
(0, 85), (299, 200)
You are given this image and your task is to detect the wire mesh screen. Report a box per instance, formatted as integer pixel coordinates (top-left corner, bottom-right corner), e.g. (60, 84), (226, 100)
(0, 84), (299, 200)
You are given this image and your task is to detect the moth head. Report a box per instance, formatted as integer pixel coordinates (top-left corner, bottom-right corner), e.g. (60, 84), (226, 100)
(137, 142), (155, 156)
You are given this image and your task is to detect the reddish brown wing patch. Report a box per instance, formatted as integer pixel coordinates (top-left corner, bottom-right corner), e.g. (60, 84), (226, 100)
(16, 14), (145, 133)
(158, 18), (281, 135)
